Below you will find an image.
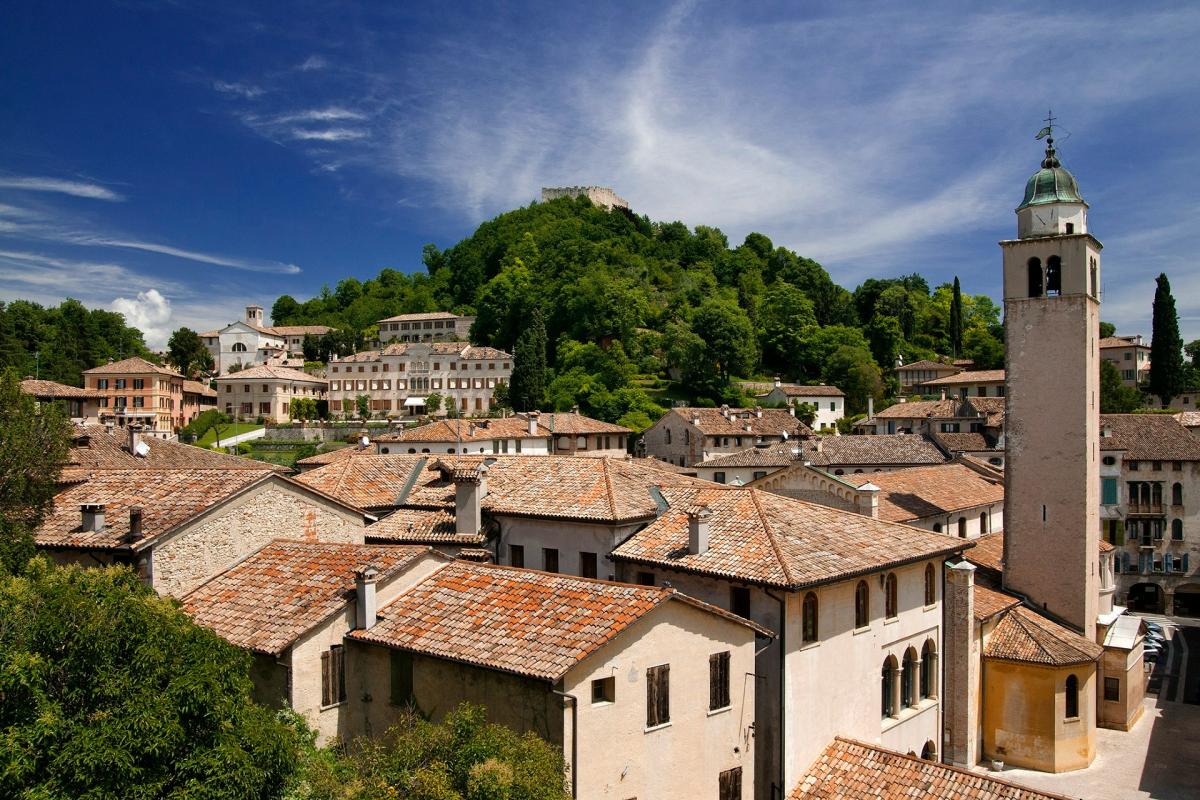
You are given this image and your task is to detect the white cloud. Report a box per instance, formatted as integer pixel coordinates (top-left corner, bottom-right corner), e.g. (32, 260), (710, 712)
(0, 175), (124, 201)
(213, 80), (265, 99)
(111, 289), (173, 347)
(80, 237), (302, 274)
(274, 107), (366, 123)
(298, 54), (328, 72)
(290, 127), (368, 142)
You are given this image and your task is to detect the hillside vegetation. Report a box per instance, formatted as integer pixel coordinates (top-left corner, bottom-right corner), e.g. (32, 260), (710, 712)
(273, 196), (1004, 421)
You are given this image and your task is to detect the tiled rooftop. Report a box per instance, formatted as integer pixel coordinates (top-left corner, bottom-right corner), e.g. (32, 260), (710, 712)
(82, 356), (182, 377)
(919, 369), (1005, 386)
(37, 468), (274, 550)
(871, 397), (1004, 421)
(365, 508), (484, 545)
(1099, 413), (1200, 461)
(791, 737), (1074, 800)
(841, 463), (1003, 522)
(377, 417), (548, 443)
(984, 605), (1104, 666)
(1098, 336), (1147, 350)
(895, 359), (962, 373)
(65, 427), (280, 476)
(182, 379), (217, 397)
(20, 378), (102, 399)
(974, 583), (1021, 621)
(350, 561), (766, 681)
(933, 432), (999, 452)
(378, 311), (461, 322)
(813, 434), (949, 467)
(668, 407), (814, 438)
(694, 442), (802, 469)
(534, 411), (633, 435)
(214, 364), (325, 383)
(965, 532), (1005, 577)
(740, 381), (844, 397)
(1175, 411), (1200, 428)
(611, 485), (967, 589)
(182, 540), (435, 655)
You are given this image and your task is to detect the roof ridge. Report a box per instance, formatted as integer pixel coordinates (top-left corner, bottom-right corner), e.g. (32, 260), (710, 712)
(749, 488), (797, 586)
(601, 457), (619, 522)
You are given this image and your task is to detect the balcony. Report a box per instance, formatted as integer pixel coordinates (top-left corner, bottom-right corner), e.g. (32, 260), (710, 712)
(1127, 503), (1164, 516)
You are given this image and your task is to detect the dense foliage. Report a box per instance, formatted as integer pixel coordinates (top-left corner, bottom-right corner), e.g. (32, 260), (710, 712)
(1150, 273), (1185, 407)
(0, 298), (154, 386)
(1099, 359), (1145, 413)
(166, 326), (215, 377)
(287, 704), (569, 800)
(0, 368), (71, 574)
(268, 197), (1004, 415)
(0, 560), (301, 799)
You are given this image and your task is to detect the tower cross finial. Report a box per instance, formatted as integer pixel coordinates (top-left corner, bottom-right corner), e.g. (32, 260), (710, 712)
(1044, 109), (1056, 138)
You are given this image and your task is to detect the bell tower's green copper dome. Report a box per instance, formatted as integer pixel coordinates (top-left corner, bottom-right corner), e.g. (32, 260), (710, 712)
(1017, 137), (1085, 210)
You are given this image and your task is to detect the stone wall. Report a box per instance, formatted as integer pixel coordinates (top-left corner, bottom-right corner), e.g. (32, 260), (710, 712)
(540, 186), (629, 210)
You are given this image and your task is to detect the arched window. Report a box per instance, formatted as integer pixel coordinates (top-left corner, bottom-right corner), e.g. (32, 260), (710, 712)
(920, 741), (937, 761)
(1046, 256), (1062, 296)
(1027, 257), (1043, 297)
(1090, 257), (1098, 297)
(901, 648), (917, 708)
(1172, 482), (1183, 505)
(933, 522), (942, 533)
(980, 512), (989, 534)
(855, 581), (869, 628)
(885, 573), (898, 618)
(1172, 518), (1183, 541)
(802, 592), (819, 643)
(231, 342), (248, 353)
(924, 563), (935, 606)
(957, 517), (967, 538)
(1065, 674), (1079, 718)
(921, 639), (937, 699)
(881, 656), (897, 718)
(664, 429), (671, 445)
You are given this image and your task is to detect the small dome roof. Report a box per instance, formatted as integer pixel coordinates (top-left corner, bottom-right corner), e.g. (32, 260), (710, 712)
(1017, 140), (1085, 210)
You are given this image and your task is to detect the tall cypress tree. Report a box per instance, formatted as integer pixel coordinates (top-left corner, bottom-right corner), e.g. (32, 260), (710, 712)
(509, 307), (547, 412)
(949, 277), (964, 357)
(1149, 273), (1185, 407)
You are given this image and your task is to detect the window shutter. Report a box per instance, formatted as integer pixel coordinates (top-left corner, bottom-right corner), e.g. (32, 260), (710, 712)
(1184, 554), (1190, 573)
(321, 649), (331, 707)
(646, 667), (658, 727)
(658, 664), (670, 725)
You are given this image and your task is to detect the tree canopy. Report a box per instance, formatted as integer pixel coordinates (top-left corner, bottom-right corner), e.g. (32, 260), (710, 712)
(166, 327), (215, 377)
(1149, 273), (1185, 407)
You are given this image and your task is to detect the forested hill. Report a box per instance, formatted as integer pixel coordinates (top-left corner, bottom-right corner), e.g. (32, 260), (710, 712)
(271, 195), (1004, 421)
(0, 299), (154, 386)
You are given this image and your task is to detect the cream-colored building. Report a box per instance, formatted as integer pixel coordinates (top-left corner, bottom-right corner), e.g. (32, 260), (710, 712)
(643, 406), (814, 467)
(375, 415), (553, 455)
(21, 378), (102, 423)
(740, 380), (846, 432)
(894, 359), (962, 395)
(201, 305), (331, 375)
(1099, 334), (1150, 388)
(918, 369), (1006, 399)
(184, 550), (762, 800)
(214, 364), (327, 423)
(326, 341), (511, 418)
(376, 311), (474, 343)
(83, 356), (187, 437)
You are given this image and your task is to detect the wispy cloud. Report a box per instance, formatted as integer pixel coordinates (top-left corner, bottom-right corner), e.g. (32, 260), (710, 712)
(289, 127), (368, 142)
(297, 54), (328, 72)
(0, 175), (124, 201)
(274, 107), (366, 123)
(213, 79), (265, 99)
(78, 236), (301, 274)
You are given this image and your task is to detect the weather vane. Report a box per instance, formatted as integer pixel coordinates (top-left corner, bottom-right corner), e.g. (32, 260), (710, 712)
(1035, 109), (1056, 141)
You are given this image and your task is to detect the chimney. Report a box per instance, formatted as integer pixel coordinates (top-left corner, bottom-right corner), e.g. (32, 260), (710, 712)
(940, 388), (947, 401)
(455, 464), (488, 538)
(688, 507), (711, 555)
(126, 425), (143, 456)
(81, 503), (105, 532)
(744, 422), (753, 433)
(944, 561), (978, 767)
(528, 410), (540, 436)
(354, 565), (380, 629)
(855, 483), (880, 518)
(868, 396), (874, 419)
(691, 413), (700, 427)
(788, 405), (795, 417)
(774, 375), (782, 389)
(126, 506), (144, 542)
(754, 406), (763, 418)
(570, 404), (579, 415)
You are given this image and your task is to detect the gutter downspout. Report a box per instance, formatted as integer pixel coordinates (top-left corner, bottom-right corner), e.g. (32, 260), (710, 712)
(552, 688), (578, 798)
(764, 588), (787, 800)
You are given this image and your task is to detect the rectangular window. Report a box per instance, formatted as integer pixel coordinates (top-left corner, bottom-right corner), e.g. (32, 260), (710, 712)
(390, 650), (414, 706)
(713, 471), (726, 484)
(646, 664), (670, 727)
(1104, 677), (1120, 702)
(259, 402), (271, 414)
(1101, 477), (1118, 506)
(580, 551), (597, 579)
(752, 471), (767, 481)
(730, 587), (751, 619)
(543, 548), (559, 573)
(115, 378), (126, 389)
(709, 651), (731, 710)
(719, 767), (742, 800)
(509, 544), (524, 567)
(591, 676), (615, 704)
(132, 396), (144, 407)
(97, 379), (108, 389)
(1129, 461), (1139, 471)
(637, 571), (656, 586)
(133, 378), (144, 389)
(321, 645), (346, 707)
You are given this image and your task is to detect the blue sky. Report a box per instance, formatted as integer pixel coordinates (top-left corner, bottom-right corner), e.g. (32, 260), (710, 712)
(2, 1), (1198, 347)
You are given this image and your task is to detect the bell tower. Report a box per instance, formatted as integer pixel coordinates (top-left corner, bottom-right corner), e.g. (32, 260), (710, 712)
(1001, 118), (1102, 638)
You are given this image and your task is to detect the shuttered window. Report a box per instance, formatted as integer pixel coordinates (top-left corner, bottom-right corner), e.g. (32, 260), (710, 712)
(1101, 477), (1118, 505)
(719, 766), (742, 800)
(390, 650), (413, 707)
(646, 664), (670, 727)
(709, 651), (731, 710)
(321, 645), (346, 707)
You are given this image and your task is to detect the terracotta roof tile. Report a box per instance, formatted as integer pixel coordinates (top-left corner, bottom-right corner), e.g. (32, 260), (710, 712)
(965, 532), (1005, 577)
(182, 540), (435, 655)
(20, 378), (102, 399)
(932, 431), (999, 452)
(536, 412), (633, 435)
(791, 737), (1075, 800)
(1099, 414), (1200, 460)
(366, 508), (485, 545)
(64, 427), (281, 475)
(984, 605), (1103, 666)
(215, 364), (325, 384)
(974, 584), (1021, 621)
(695, 443), (802, 469)
(37, 468), (274, 550)
(919, 369), (1006, 386)
(841, 464), (1003, 522)
(378, 417), (548, 443)
(611, 485), (967, 589)
(182, 379), (217, 397)
(669, 407), (814, 438)
(350, 561), (766, 681)
(1175, 411), (1200, 428)
(740, 381), (844, 397)
(1098, 336), (1147, 350)
(379, 311), (461, 322)
(295, 445), (361, 467)
(81, 356), (182, 377)
(812, 434), (949, 467)
(895, 359), (963, 373)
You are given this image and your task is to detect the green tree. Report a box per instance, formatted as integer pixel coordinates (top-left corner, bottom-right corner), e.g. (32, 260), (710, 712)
(0, 560), (300, 799)
(181, 409), (231, 443)
(271, 295), (301, 325)
(949, 277), (964, 357)
(823, 346), (883, 415)
(1149, 273), (1185, 407)
(166, 327), (214, 377)
(425, 392), (444, 415)
(692, 299), (757, 387)
(510, 308), (548, 412)
(356, 394), (371, 419)
(866, 315), (904, 372)
(962, 327), (1005, 370)
(1100, 321), (1117, 339)
(1099, 360), (1144, 413)
(290, 397), (318, 421)
(793, 402), (818, 427)
(0, 369), (71, 574)
(759, 282), (817, 370)
(491, 380), (511, 411)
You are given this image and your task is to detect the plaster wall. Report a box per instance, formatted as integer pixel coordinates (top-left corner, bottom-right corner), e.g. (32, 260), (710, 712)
(377, 437), (550, 456)
(151, 481), (364, 598)
(496, 516), (644, 580)
(561, 599), (757, 800)
(250, 652), (289, 709)
(981, 659), (1096, 772)
(215, 376), (326, 423)
(1098, 640), (1145, 731)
